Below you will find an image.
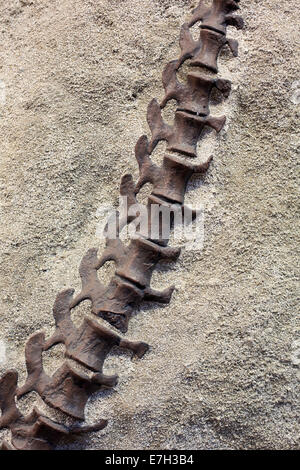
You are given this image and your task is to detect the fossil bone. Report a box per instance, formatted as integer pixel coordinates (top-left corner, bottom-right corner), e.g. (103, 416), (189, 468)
(0, 1), (244, 450)
(0, 370), (107, 450)
(135, 135), (212, 204)
(17, 332), (116, 420)
(147, 98), (226, 157)
(177, 21), (239, 72)
(44, 289), (149, 370)
(190, 28), (238, 72)
(161, 60), (231, 115)
(188, 0), (244, 35)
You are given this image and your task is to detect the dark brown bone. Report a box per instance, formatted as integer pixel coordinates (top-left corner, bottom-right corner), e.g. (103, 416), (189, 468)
(177, 23), (199, 67)
(0, 370), (63, 450)
(135, 135), (212, 204)
(0, 371), (107, 450)
(96, 276), (144, 332)
(17, 332), (116, 420)
(69, 245), (143, 332)
(169, 110), (226, 157)
(10, 409), (70, 451)
(152, 154), (212, 203)
(0, 1), (245, 451)
(70, 247), (106, 308)
(116, 236), (180, 288)
(70, 244), (141, 332)
(70, 235), (177, 332)
(161, 60), (231, 115)
(134, 136), (210, 246)
(177, 23), (238, 72)
(44, 289), (149, 370)
(103, 174), (139, 240)
(0, 370), (22, 429)
(190, 28), (238, 73)
(189, 0), (244, 35)
(146, 193), (201, 247)
(147, 99), (225, 157)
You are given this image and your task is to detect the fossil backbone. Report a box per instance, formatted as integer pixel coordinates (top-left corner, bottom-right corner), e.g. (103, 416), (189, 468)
(0, 0), (244, 451)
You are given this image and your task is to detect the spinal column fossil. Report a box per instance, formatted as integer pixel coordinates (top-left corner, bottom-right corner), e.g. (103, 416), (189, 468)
(0, 0), (244, 450)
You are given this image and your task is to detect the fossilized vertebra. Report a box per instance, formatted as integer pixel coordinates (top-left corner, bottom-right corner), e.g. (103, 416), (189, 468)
(0, 0), (244, 450)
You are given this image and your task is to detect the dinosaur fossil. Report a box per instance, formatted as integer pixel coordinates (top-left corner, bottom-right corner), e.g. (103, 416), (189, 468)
(0, 0), (244, 450)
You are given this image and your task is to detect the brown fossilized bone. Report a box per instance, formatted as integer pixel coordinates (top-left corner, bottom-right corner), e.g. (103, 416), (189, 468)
(189, 0), (244, 35)
(67, 245), (137, 332)
(17, 332), (116, 420)
(0, 1), (244, 450)
(161, 60), (231, 114)
(44, 289), (149, 370)
(135, 135), (212, 204)
(69, 242), (175, 332)
(147, 98), (226, 157)
(0, 371), (106, 450)
(190, 28), (238, 73)
(178, 13), (240, 73)
(116, 236), (180, 286)
(44, 289), (149, 373)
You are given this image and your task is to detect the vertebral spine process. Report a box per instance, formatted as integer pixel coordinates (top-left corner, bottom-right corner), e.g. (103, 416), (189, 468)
(0, 1), (244, 450)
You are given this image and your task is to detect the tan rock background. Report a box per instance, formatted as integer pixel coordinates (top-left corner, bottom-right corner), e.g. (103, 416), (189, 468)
(0, 0), (299, 450)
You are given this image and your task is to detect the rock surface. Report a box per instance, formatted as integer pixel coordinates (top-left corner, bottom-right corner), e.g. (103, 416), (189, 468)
(0, 0), (299, 450)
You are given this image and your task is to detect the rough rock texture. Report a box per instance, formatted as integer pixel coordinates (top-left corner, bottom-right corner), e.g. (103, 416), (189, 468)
(0, 0), (299, 450)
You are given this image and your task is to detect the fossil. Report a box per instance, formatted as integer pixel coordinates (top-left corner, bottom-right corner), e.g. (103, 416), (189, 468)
(178, 21), (239, 72)
(188, 0), (244, 35)
(147, 97), (226, 157)
(160, 60), (231, 114)
(0, 0), (244, 450)
(45, 289), (149, 370)
(0, 370), (107, 450)
(135, 135), (213, 204)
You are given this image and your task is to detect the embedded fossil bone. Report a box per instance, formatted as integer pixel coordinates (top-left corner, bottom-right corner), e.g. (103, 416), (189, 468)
(115, 236), (181, 288)
(190, 28), (238, 72)
(70, 244), (143, 332)
(177, 22), (239, 73)
(0, 370), (21, 429)
(96, 276), (144, 332)
(148, 193), (201, 238)
(0, 371), (107, 450)
(152, 154), (213, 204)
(147, 98), (225, 157)
(177, 23), (200, 67)
(188, 0), (244, 35)
(69, 223), (179, 332)
(0, 2), (244, 450)
(102, 173), (140, 241)
(169, 110), (226, 157)
(161, 60), (231, 114)
(135, 135), (212, 204)
(44, 289), (149, 370)
(71, 244), (142, 331)
(17, 332), (116, 420)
